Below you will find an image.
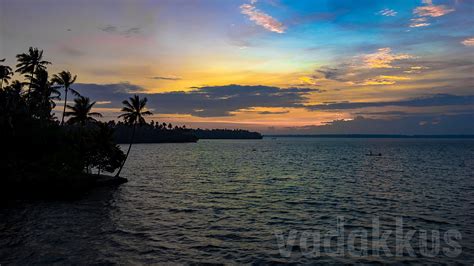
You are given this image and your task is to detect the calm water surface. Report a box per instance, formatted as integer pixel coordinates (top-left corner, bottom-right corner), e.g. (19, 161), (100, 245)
(1, 138), (474, 264)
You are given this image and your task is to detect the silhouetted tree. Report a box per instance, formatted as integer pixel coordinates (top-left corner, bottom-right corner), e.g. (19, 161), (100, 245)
(29, 69), (60, 121)
(116, 95), (152, 177)
(65, 96), (102, 125)
(89, 123), (126, 175)
(52, 70), (77, 125)
(0, 59), (13, 90)
(15, 47), (51, 101)
(0, 80), (25, 134)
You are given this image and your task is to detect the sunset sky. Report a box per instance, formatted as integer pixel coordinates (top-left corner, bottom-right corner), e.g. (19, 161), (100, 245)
(1, 0), (473, 134)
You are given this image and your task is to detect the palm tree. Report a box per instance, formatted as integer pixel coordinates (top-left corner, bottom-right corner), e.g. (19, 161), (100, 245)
(116, 95), (152, 177)
(65, 96), (102, 125)
(52, 71), (77, 125)
(0, 59), (13, 90)
(15, 47), (51, 101)
(30, 69), (60, 120)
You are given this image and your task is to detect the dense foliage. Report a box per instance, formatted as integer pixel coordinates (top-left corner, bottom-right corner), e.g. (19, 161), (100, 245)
(0, 48), (126, 184)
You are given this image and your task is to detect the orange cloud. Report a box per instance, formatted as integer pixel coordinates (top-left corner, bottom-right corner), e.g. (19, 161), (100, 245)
(414, 5), (454, 17)
(462, 37), (474, 47)
(410, 17), (430, 28)
(360, 48), (414, 69)
(357, 75), (411, 86)
(403, 66), (429, 73)
(410, 2), (454, 28)
(240, 3), (286, 33)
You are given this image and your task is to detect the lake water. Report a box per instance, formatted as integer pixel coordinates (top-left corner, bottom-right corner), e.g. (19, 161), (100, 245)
(1, 138), (474, 264)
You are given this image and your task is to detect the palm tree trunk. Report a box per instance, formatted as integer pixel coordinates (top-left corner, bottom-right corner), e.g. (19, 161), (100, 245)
(61, 87), (68, 125)
(115, 124), (136, 177)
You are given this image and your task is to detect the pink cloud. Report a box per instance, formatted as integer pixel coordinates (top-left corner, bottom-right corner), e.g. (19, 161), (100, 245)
(462, 37), (474, 47)
(409, 17), (431, 28)
(410, 2), (454, 28)
(240, 3), (286, 33)
(413, 5), (454, 17)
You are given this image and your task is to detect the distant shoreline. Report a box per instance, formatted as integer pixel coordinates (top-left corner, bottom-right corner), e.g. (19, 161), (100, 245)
(264, 134), (474, 139)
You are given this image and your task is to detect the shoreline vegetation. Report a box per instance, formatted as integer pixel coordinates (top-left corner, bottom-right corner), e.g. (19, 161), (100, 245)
(0, 47), (261, 200)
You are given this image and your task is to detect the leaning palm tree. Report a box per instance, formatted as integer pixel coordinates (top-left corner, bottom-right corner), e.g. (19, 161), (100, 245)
(52, 70), (77, 125)
(0, 59), (13, 90)
(115, 95), (152, 177)
(65, 96), (102, 125)
(15, 47), (51, 101)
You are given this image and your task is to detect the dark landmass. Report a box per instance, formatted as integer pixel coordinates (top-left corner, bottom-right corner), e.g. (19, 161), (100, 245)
(2, 48), (142, 200)
(265, 134), (474, 139)
(112, 122), (198, 143)
(112, 121), (263, 143)
(192, 129), (263, 139)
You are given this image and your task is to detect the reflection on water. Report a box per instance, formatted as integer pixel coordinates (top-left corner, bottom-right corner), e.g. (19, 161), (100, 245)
(1, 138), (474, 264)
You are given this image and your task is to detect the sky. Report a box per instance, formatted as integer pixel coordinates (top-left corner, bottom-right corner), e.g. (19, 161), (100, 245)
(1, 0), (473, 134)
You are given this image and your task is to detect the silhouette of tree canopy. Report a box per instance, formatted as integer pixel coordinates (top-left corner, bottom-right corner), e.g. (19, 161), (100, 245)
(115, 95), (152, 177)
(30, 69), (60, 121)
(0, 59), (13, 89)
(65, 96), (102, 125)
(52, 70), (77, 125)
(15, 47), (51, 100)
(1, 48), (127, 197)
(119, 95), (153, 125)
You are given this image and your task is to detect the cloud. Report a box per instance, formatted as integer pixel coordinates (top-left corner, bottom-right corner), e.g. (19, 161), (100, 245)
(73, 83), (322, 117)
(410, 2), (455, 28)
(462, 37), (474, 47)
(378, 8), (397, 17)
(413, 5), (455, 17)
(355, 75), (411, 86)
(312, 61), (417, 86)
(258, 110), (290, 115)
(73, 82), (145, 101)
(359, 48), (415, 69)
(276, 114), (474, 135)
(99, 25), (142, 37)
(240, 3), (286, 33)
(306, 94), (474, 111)
(150, 76), (182, 81)
(99, 25), (117, 33)
(313, 66), (351, 82)
(403, 66), (430, 73)
(409, 17), (431, 28)
(58, 45), (84, 57)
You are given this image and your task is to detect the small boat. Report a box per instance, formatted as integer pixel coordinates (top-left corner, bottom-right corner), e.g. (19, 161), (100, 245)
(366, 151), (382, 156)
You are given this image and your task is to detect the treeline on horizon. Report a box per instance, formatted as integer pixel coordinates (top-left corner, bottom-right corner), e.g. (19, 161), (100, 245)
(111, 121), (263, 143)
(0, 47), (262, 196)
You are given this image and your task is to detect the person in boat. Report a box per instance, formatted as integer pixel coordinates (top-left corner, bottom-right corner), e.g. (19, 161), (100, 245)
(366, 151), (382, 156)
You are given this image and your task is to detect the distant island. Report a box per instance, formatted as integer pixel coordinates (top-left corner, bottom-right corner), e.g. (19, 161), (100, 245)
(112, 122), (263, 143)
(0, 47), (262, 200)
(191, 128), (263, 140)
